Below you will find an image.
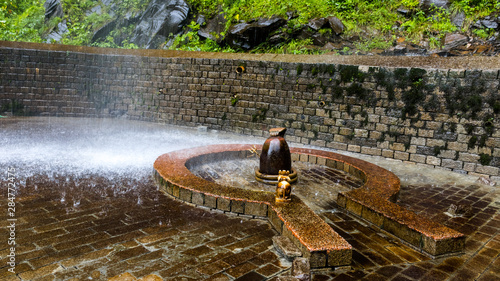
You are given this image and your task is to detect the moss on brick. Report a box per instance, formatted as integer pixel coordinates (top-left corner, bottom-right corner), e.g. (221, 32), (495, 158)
(339, 65), (365, 83)
(479, 153), (492, 166)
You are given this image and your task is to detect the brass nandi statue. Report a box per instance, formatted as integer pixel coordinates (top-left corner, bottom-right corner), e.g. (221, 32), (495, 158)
(275, 170), (292, 203)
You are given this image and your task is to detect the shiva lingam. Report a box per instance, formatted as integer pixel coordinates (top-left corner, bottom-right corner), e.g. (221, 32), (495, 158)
(255, 127), (298, 185)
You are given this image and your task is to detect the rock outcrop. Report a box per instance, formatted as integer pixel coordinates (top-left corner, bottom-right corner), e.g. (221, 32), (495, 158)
(44, 0), (67, 43)
(225, 16), (287, 50)
(41, 0), (500, 56)
(129, 0), (189, 49)
(44, 0), (63, 21)
(197, 13), (226, 44)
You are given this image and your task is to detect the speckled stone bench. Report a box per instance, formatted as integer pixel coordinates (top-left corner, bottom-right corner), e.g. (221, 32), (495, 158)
(153, 144), (465, 268)
(290, 147), (465, 256)
(154, 144), (352, 268)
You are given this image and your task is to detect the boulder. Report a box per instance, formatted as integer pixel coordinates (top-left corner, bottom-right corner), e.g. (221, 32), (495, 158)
(286, 10), (299, 20)
(130, 0), (190, 49)
(451, 11), (466, 28)
(297, 26), (335, 47)
(46, 20), (68, 43)
(397, 7), (412, 17)
(44, 0), (67, 43)
(92, 21), (117, 43)
(301, 16), (344, 47)
(268, 32), (289, 46)
(44, 0), (63, 21)
(307, 18), (328, 31)
(481, 19), (498, 29)
(419, 0), (450, 12)
(198, 13), (226, 43)
(311, 33), (330, 46)
(442, 33), (468, 50)
(196, 14), (206, 26)
(225, 16), (286, 49)
(328, 16), (344, 35)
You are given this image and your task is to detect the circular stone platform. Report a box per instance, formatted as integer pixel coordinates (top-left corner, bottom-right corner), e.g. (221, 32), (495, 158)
(189, 157), (363, 212)
(153, 144), (466, 268)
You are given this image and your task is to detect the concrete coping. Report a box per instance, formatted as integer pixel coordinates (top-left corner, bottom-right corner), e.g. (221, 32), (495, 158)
(2, 40), (500, 70)
(153, 144), (465, 268)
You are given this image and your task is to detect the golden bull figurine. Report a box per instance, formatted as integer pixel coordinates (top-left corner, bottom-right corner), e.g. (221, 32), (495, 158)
(275, 170), (292, 203)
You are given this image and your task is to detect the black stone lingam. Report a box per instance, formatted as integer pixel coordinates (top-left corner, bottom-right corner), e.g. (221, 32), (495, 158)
(255, 127), (297, 185)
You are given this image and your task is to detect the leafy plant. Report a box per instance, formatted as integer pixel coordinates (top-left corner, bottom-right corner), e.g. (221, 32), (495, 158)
(169, 21), (235, 52)
(355, 36), (394, 52)
(400, 7), (457, 48)
(479, 153), (492, 166)
(2, 0), (500, 54)
(230, 94), (239, 106)
(0, 0), (44, 42)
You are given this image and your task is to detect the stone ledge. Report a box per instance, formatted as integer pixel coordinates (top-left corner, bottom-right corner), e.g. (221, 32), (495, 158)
(336, 178), (465, 257)
(2, 40), (500, 70)
(153, 144), (352, 268)
(154, 144), (465, 265)
(272, 236), (302, 261)
(295, 150), (465, 256)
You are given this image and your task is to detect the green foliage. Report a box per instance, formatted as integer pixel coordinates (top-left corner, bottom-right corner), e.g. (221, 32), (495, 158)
(252, 107), (268, 122)
(188, 0), (401, 51)
(401, 0), (419, 9)
(346, 82), (367, 99)
(339, 65), (365, 83)
(479, 153), (492, 166)
(222, 0), (331, 26)
(441, 78), (486, 119)
(472, 28), (492, 39)
(488, 98), (500, 114)
(401, 7), (457, 48)
(392, 68), (435, 119)
(333, 0), (399, 36)
(58, 0), (110, 45)
(230, 94), (239, 106)
(311, 66), (320, 76)
(433, 145), (444, 156)
(0, 99), (25, 115)
(450, 1), (498, 38)
(0, 0), (44, 42)
(355, 36), (394, 52)
(2, 0), (499, 53)
(451, 0), (499, 18)
(169, 21), (235, 52)
(468, 135), (477, 148)
(1, 0), (147, 48)
(91, 23), (139, 49)
(296, 64), (304, 76)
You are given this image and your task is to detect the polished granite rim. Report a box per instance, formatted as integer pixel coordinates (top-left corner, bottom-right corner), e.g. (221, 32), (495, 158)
(153, 144), (466, 267)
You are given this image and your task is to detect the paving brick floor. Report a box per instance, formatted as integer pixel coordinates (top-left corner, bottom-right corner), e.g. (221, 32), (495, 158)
(1, 169), (498, 280)
(311, 182), (499, 281)
(0, 174), (290, 280)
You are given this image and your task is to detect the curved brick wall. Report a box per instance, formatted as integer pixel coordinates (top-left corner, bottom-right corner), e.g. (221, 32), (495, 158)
(0, 41), (499, 181)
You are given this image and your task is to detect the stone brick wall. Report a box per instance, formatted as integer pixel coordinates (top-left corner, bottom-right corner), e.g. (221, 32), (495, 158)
(1, 41), (499, 181)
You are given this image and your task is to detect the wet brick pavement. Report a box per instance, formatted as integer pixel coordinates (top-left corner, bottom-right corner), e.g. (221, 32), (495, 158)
(0, 169), (498, 280)
(313, 183), (499, 281)
(0, 174), (290, 280)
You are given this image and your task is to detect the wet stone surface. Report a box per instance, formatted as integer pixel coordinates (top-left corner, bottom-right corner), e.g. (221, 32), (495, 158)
(1, 117), (499, 280)
(0, 173), (290, 280)
(312, 182), (499, 281)
(190, 158), (363, 212)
